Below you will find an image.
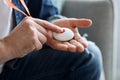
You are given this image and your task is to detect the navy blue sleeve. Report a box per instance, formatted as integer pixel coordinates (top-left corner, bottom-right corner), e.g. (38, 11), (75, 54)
(28, 0), (59, 20)
(40, 0), (59, 20)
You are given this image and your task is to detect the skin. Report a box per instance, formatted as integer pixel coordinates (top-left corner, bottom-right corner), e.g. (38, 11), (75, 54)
(0, 17), (63, 64)
(0, 17), (92, 64)
(47, 18), (92, 53)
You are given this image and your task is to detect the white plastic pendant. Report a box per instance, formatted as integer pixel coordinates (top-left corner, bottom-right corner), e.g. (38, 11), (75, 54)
(53, 28), (74, 41)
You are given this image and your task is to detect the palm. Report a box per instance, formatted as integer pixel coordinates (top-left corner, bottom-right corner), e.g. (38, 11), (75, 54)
(46, 18), (92, 53)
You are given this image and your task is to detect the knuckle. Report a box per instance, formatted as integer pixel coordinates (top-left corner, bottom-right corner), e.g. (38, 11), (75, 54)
(31, 36), (36, 43)
(26, 28), (35, 38)
(31, 38), (43, 50)
(23, 17), (32, 22)
(22, 24), (36, 36)
(43, 36), (47, 42)
(42, 21), (49, 26)
(38, 26), (48, 36)
(79, 46), (84, 52)
(80, 38), (88, 48)
(84, 43), (88, 48)
(23, 18), (33, 28)
(38, 44), (43, 50)
(19, 53), (27, 58)
(49, 43), (56, 49)
(36, 44), (43, 50)
(40, 36), (47, 44)
(43, 37), (47, 44)
(70, 47), (76, 52)
(43, 29), (48, 36)
(30, 28), (35, 34)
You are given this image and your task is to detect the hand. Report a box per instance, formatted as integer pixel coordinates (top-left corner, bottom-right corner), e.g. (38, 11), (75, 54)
(0, 17), (63, 62)
(46, 18), (92, 53)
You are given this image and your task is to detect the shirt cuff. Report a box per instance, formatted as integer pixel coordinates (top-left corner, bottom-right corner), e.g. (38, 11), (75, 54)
(47, 15), (67, 23)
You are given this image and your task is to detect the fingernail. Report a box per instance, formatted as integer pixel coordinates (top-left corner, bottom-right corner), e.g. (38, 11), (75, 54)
(60, 29), (65, 33)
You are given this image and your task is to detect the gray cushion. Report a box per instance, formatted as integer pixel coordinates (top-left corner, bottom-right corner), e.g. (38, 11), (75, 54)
(62, 0), (114, 80)
(52, 0), (65, 13)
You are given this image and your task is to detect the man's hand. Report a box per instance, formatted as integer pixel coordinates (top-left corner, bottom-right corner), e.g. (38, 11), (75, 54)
(0, 17), (63, 63)
(46, 18), (92, 53)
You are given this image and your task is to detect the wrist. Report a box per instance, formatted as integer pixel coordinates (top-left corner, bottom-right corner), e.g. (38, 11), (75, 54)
(0, 39), (9, 63)
(0, 38), (15, 64)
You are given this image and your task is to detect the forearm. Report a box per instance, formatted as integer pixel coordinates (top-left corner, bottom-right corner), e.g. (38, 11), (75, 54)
(0, 39), (12, 64)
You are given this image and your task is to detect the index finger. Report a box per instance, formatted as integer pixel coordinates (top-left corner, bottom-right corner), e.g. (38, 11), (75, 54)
(33, 18), (64, 33)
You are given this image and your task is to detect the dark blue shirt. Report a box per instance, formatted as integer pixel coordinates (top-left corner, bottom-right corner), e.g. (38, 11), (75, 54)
(12, 0), (59, 24)
(4, 0), (60, 69)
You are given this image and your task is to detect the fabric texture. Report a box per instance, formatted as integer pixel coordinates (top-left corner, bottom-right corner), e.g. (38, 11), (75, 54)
(0, 41), (102, 80)
(0, 0), (13, 38)
(62, 1), (113, 80)
(52, 0), (65, 13)
(0, 0), (102, 80)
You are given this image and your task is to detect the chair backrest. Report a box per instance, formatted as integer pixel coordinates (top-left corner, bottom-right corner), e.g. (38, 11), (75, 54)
(62, 0), (114, 80)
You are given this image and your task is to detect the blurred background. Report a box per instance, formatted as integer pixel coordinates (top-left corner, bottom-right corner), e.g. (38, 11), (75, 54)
(52, 0), (120, 80)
